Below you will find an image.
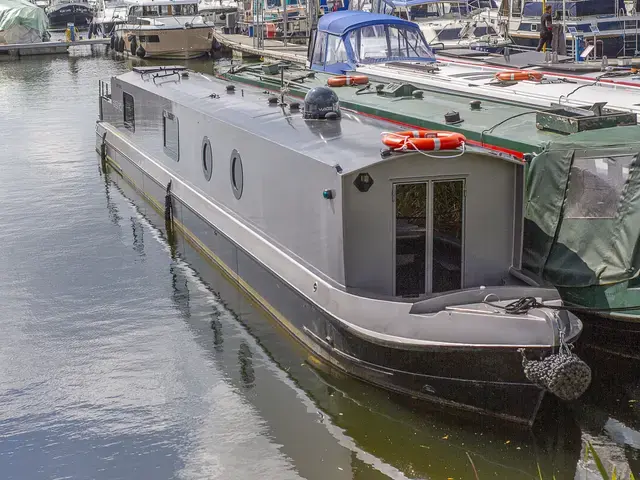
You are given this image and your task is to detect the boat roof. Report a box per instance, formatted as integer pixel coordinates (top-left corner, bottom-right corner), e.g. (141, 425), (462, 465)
(223, 63), (640, 157)
(116, 67), (519, 175)
(317, 11), (420, 35)
(124, 0), (197, 6)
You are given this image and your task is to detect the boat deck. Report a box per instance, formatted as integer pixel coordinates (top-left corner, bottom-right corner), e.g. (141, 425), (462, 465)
(223, 64), (640, 156)
(213, 29), (306, 63)
(0, 38), (111, 59)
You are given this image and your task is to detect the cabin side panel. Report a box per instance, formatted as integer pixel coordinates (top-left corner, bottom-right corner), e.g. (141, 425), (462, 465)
(107, 80), (345, 284)
(342, 152), (518, 297)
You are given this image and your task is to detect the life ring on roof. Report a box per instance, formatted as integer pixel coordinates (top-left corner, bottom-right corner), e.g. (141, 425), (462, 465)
(495, 70), (544, 82)
(327, 75), (369, 87)
(382, 130), (466, 152)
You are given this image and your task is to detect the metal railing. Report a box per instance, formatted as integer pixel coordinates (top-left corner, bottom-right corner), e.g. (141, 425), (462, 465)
(99, 79), (111, 99)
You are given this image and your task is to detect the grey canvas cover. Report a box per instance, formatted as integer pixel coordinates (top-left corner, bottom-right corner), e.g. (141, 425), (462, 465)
(523, 126), (640, 287)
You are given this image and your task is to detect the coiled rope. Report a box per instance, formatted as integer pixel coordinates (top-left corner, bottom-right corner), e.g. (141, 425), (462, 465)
(484, 295), (640, 315)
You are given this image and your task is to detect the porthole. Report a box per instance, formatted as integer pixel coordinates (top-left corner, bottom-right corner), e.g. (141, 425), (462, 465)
(230, 149), (243, 199)
(202, 136), (213, 181)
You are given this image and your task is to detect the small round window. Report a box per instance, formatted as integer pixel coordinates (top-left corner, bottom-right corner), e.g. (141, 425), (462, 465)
(230, 149), (243, 199)
(202, 137), (213, 182)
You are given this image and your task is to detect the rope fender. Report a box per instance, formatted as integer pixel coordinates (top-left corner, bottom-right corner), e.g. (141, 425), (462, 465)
(484, 297), (593, 401)
(518, 342), (592, 402)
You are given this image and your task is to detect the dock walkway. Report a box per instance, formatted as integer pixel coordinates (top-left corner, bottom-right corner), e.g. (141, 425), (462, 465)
(213, 30), (306, 64)
(0, 38), (110, 59)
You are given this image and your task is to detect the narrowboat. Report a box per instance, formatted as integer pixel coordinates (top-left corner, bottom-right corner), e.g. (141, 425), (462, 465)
(96, 66), (589, 426)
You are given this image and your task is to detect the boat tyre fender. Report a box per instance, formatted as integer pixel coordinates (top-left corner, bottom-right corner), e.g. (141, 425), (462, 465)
(495, 70), (543, 82)
(136, 45), (146, 58)
(110, 33), (115, 49)
(381, 130), (466, 152)
(327, 75), (369, 87)
(518, 346), (592, 401)
(118, 36), (125, 53)
(129, 35), (137, 55)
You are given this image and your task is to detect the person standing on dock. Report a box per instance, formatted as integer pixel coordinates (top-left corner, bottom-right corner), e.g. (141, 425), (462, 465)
(536, 5), (553, 52)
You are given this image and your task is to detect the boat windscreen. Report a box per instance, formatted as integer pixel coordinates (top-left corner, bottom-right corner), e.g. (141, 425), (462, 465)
(348, 24), (433, 63)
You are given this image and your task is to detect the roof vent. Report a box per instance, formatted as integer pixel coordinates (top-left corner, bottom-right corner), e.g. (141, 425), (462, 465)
(445, 111), (463, 124)
(536, 102), (637, 134)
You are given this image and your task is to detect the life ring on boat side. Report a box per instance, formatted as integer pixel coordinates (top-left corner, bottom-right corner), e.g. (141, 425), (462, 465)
(326, 75), (369, 87)
(381, 130), (466, 152)
(495, 70), (544, 82)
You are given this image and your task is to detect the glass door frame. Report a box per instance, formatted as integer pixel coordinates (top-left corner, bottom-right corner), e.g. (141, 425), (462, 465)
(392, 177), (466, 297)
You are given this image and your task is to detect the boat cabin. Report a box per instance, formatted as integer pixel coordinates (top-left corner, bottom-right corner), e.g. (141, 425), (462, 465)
(374, 0), (505, 49)
(98, 67), (528, 299)
(376, 0), (476, 20)
(125, 0), (199, 22)
(308, 11), (435, 73)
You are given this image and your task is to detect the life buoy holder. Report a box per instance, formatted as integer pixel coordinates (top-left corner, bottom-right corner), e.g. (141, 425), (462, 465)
(381, 130), (466, 152)
(327, 75), (369, 87)
(495, 70), (544, 82)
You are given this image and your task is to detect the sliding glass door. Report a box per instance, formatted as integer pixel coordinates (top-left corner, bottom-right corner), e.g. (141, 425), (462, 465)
(394, 179), (464, 297)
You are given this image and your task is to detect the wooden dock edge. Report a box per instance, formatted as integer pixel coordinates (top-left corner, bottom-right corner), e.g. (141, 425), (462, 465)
(0, 38), (110, 59)
(213, 30), (306, 65)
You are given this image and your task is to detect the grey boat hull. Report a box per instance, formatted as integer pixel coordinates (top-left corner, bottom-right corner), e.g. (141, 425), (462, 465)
(97, 133), (552, 426)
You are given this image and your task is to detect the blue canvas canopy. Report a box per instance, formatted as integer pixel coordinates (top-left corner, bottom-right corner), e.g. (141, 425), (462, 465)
(317, 10), (420, 35)
(310, 11), (435, 74)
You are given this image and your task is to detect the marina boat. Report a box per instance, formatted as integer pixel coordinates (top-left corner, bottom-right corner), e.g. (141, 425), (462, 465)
(473, 0), (640, 59)
(89, 0), (127, 37)
(198, 0), (238, 25)
(236, 0), (310, 37)
(372, 0), (512, 53)
(46, 0), (93, 28)
(305, 11), (640, 115)
(96, 65), (590, 426)
(111, 0), (214, 58)
(0, 0), (49, 43)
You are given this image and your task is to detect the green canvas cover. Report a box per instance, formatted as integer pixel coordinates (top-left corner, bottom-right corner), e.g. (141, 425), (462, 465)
(0, 0), (48, 36)
(523, 125), (640, 288)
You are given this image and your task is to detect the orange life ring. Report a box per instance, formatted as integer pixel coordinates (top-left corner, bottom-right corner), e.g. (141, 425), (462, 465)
(381, 130), (466, 152)
(495, 70), (544, 82)
(327, 75), (369, 87)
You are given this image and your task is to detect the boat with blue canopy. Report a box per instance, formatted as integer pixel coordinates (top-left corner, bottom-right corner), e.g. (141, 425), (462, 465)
(309, 10), (435, 73)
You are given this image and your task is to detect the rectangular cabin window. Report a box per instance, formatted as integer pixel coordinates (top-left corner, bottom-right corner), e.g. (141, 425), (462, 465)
(123, 92), (135, 132)
(139, 35), (160, 43)
(312, 31), (327, 66)
(163, 110), (179, 161)
(325, 34), (349, 65)
(564, 155), (635, 219)
(394, 179), (465, 296)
